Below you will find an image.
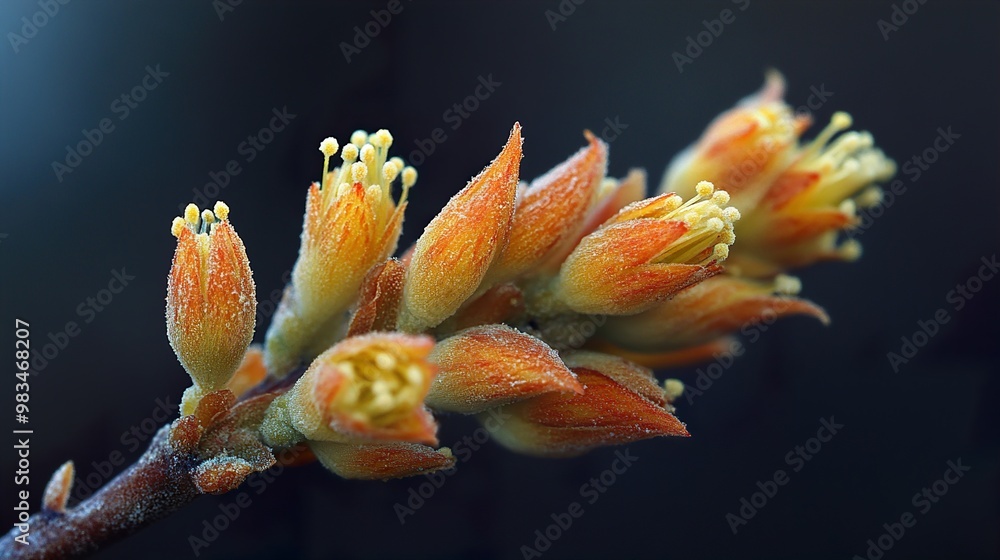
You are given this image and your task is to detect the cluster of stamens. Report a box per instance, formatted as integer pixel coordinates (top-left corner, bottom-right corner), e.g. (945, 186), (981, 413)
(317, 129), (417, 209)
(655, 181), (740, 265)
(170, 201), (230, 238)
(792, 112), (894, 260)
(800, 113), (895, 213)
(328, 346), (428, 426)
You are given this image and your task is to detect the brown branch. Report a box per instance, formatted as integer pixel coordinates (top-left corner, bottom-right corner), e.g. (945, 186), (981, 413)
(0, 425), (201, 560)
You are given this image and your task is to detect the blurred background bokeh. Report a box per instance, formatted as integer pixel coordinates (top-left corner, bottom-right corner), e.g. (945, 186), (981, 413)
(1, 1), (998, 558)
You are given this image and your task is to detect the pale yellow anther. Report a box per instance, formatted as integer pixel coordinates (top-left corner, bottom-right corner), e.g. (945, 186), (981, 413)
(341, 143), (359, 162)
(712, 243), (730, 261)
(351, 162), (368, 184)
(839, 239), (862, 261)
(695, 181), (715, 197)
(706, 217), (725, 232)
(360, 144), (376, 166)
(723, 207), (741, 222)
(372, 129), (393, 149)
(170, 217), (186, 238)
(350, 130), (368, 147)
(383, 161), (400, 183)
(184, 204), (200, 224)
(664, 195), (683, 212)
(337, 182), (352, 198)
(404, 364), (423, 385)
(319, 137), (339, 157)
(337, 361), (356, 379)
(663, 378), (685, 401)
(389, 157), (404, 172)
(857, 186), (883, 208)
(774, 274), (802, 296)
(201, 209), (215, 225)
(213, 201), (230, 221)
(712, 191), (731, 205)
(721, 229), (736, 245)
(831, 111), (853, 129)
(839, 199), (857, 217)
(374, 351), (397, 370)
(402, 166), (417, 188)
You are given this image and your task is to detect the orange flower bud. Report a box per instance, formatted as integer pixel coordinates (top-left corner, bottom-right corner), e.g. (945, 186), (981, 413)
(426, 324), (583, 414)
(555, 181), (738, 315)
(544, 168), (647, 269)
(310, 441), (455, 480)
(599, 274), (829, 353)
(260, 333), (438, 447)
(485, 351), (688, 457)
(264, 130), (417, 377)
(398, 123), (523, 333)
(487, 131), (607, 283)
(167, 202), (256, 397)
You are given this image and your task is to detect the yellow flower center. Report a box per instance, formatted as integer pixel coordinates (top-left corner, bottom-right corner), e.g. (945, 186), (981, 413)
(327, 344), (429, 427)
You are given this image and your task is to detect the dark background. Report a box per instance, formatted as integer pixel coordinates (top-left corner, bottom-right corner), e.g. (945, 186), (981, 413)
(2, 1), (998, 559)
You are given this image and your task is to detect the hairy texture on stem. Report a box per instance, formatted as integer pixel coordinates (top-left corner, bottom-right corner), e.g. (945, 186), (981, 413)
(0, 426), (201, 560)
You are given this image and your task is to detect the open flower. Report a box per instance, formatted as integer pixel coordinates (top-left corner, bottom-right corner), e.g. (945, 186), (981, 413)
(260, 333), (438, 447)
(555, 181), (739, 315)
(485, 351), (688, 457)
(731, 111), (895, 276)
(661, 73), (895, 277)
(167, 202), (256, 412)
(264, 130), (417, 376)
